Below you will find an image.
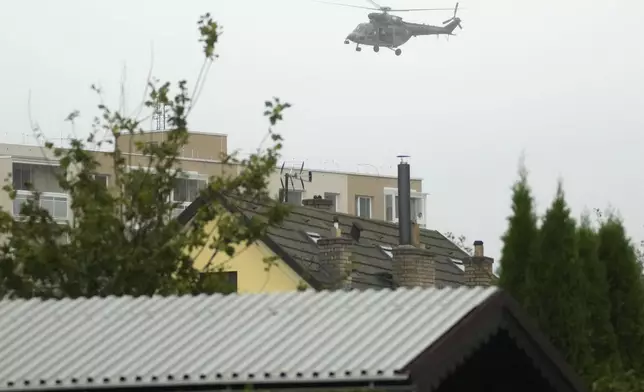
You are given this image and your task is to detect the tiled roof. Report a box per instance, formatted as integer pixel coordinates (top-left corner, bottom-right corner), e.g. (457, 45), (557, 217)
(0, 287), (498, 391)
(179, 194), (468, 289)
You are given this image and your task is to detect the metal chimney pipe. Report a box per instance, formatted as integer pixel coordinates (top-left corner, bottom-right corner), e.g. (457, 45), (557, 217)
(397, 155), (412, 246)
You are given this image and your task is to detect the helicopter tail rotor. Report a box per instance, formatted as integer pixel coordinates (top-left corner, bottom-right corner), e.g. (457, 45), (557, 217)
(442, 2), (462, 29)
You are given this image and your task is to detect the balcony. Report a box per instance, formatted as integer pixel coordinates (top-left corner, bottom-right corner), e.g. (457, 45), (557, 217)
(12, 162), (69, 220)
(171, 175), (207, 218)
(384, 187), (428, 228)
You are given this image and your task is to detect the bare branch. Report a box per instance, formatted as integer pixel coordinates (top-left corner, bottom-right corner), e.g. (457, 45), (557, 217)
(187, 58), (214, 115)
(130, 41), (155, 121)
(119, 62), (127, 114)
(27, 90), (55, 165)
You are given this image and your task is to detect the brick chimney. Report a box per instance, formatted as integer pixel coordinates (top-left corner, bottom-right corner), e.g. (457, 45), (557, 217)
(392, 156), (435, 288)
(462, 240), (494, 287)
(317, 217), (352, 290)
(411, 221), (423, 248)
(302, 195), (333, 210)
(392, 245), (435, 288)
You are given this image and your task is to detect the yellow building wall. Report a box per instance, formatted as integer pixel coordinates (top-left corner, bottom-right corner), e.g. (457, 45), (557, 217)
(190, 220), (308, 293)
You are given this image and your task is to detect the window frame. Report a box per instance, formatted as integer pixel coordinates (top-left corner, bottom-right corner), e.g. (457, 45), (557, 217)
(13, 190), (69, 221)
(199, 271), (238, 293)
(92, 173), (109, 188)
(171, 175), (208, 204)
(355, 195), (372, 219)
(323, 192), (339, 212)
(384, 187), (427, 227)
(12, 161), (62, 192)
(126, 166), (208, 206)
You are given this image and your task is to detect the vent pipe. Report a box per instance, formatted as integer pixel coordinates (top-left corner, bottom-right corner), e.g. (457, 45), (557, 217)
(397, 155), (412, 246)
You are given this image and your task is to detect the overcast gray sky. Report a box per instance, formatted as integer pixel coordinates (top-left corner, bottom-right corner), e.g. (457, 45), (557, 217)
(1, 0), (642, 260)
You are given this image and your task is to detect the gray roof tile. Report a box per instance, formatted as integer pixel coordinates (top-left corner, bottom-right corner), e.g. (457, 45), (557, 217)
(0, 287), (498, 390)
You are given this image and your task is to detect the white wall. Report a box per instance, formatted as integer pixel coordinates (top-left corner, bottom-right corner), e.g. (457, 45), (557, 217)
(268, 169), (349, 213)
(0, 156), (12, 213)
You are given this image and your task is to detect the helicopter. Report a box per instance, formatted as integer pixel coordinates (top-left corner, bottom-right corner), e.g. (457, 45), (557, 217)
(316, 0), (463, 56)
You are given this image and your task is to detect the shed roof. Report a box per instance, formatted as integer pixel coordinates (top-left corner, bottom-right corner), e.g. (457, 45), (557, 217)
(0, 287), (497, 391)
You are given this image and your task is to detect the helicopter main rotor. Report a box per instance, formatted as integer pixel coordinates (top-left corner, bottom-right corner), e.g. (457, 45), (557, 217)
(313, 0), (454, 14)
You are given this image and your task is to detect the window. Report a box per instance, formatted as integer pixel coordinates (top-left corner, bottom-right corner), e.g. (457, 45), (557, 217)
(386, 194), (394, 221)
(173, 177), (207, 203)
(324, 192), (339, 212)
(355, 196), (372, 219)
(200, 271), (238, 293)
(13, 193), (68, 220)
(12, 163), (32, 190)
(278, 189), (303, 206)
(12, 163), (62, 193)
(92, 173), (109, 187)
(384, 188), (426, 226)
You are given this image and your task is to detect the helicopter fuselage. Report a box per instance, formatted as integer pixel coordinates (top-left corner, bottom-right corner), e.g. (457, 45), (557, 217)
(345, 19), (460, 49)
(346, 22), (412, 48)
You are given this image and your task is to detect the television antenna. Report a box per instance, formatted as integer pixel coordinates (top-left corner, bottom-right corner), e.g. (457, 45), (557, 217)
(279, 160), (313, 203)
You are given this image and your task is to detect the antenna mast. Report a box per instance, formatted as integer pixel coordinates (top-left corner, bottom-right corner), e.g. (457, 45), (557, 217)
(153, 101), (170, 130)
(279, 160), (313, 203)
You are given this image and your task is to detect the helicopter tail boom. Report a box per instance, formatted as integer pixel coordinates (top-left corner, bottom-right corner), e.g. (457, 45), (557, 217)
(442, 19), (461, 34)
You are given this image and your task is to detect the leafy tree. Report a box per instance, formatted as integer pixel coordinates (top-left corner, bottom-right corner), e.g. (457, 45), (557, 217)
(593, 370), (644, 392)
(498, 162), (540, 308)
(533, 182), (592, 375)
(0, 13), (290, 299)
(598, 215), (644, 373)
(578, 213), (621, 375)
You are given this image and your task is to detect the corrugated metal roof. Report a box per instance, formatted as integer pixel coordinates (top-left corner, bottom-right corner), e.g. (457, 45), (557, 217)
(0, 286), (498, 391)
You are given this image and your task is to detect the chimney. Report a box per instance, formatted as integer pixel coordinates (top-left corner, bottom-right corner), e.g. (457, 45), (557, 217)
(392, 245), (435, 288)
(302, 195), (333, 211)
(463, 240), (494, 287)
(318, 223), (352, 290)
(397, 155), (412, 246)
(330, 216), (341, 238)
(391, 156), (435, 288)
(411, 221), (423, 248)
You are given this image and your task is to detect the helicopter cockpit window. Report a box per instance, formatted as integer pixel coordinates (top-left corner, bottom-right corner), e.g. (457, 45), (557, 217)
(353, 23), (367, 33)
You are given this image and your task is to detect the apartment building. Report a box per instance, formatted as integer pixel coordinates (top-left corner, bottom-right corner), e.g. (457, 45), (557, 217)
(269, 168), (427, 227)
(0, 130), (427, 227)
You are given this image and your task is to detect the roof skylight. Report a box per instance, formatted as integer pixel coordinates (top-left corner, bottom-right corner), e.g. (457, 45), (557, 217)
(380, 245), (393, 258)
(306, 232), (321, 244)
(450, 258), (465, 271)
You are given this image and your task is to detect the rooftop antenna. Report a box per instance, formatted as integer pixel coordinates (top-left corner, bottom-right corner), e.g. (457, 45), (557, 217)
(357, 163), (380, 176)
(279, 160), (313, 203)
(152, 101), (170, 131)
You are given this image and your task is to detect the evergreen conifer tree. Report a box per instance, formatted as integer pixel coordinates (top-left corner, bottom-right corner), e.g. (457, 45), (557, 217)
(598, 215), (644, 373)
(498, 162), (539, 309)
(535, 182), (592, 375)
(578, 214), (621, 375)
